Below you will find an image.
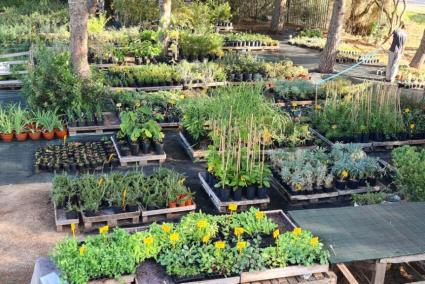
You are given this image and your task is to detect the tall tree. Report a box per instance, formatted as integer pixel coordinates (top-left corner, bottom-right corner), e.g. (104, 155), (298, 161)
(410, 29), (425, 69)
(68, 0), (90, 78)
(271, 0), (286, 32)
(318, 0), (346, 73)
(159, 0), (172, 55)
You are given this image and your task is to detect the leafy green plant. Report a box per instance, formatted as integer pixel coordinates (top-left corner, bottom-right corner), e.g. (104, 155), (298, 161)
(353, 191), (387, 205)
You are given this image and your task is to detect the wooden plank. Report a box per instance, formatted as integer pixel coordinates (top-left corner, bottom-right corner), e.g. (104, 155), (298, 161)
(159, 122), (180, 128)
(0, 51), (30, 59)
(0, 79), (22, 88)
(180, 276), (240, 284)
(337, 183), (382, 196)
(141, 203), (196, 223)
(372, 262), (386, 284)
(54, 203), (79, 233)
(198, 172), (270, 213)
(88, 274), (135, 284)
(240, 265), (329, 283)
(178, 131), (207, 161)
(380, 253), (425, 264)
(222, 45), (279, 51)
(336, 264), (359, 284)
(0, 60), (27, 65)
(110, 85), (183, 92)
(82, 209), (140, 231)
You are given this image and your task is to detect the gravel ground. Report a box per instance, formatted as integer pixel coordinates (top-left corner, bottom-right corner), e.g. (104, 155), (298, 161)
(0, 183), (66, 284)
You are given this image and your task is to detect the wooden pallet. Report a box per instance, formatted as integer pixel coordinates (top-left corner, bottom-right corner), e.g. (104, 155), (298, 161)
(68, 112), (120, 136)
(141, 203), (196, 223)
(159, 122), (181, 128)
(110, 85), (184, 92)
(271, 176), (382, 205)
(54, 203), (80, 233)
(111, 136), (166, 167)
(222, 45), (279, 51)
(81, 209), (141, 231)
(0, 79), (22, 89)
(178, 131), (208, 161)
(199, 172), (270, 213)
(88, 274), (135, 284)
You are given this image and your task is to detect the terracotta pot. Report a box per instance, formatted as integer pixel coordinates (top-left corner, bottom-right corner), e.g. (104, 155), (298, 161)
(177, 202), (186, 207)
(168, 201), (177, 208)
(42, 131), (55, 140)
(1, 133), (14, 142)
(55, 128), (67, 139)
(185, 198), (193, 206)
(29, 131), (42, 140)
(15, 132), (28, 141)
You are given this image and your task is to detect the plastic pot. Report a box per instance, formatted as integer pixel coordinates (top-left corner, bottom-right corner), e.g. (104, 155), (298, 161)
(245, 185), (256, 200)
(15, 132), (28, 141)
(42, 131), (55, 140)
(348, 179), (359, 189)
(65, 210), (78, 220)
(142, 140), (151, 154)
(219, 187), (231, 201)
(130, 142), (140, 156)
(29, 131), (42, 140)
(256, 187), (268, 198)
(1, 133), (14, 142)
(232, 188), (242, 201)
(154, 141), (164, 154)
(335, 179), (347, 190)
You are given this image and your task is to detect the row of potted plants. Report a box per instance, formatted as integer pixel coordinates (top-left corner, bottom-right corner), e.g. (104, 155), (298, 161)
(52, 167), (194, 220)
(0, 105), (66, 142)
(223, 32), (278, 47)
(65, 106), (105, 128)
(269, 143), (385, 194)
(311, 83), (425, 143)
(51, 208), (329, 284)
(117, 107), (165, 156)
(34, 140), (118, 173)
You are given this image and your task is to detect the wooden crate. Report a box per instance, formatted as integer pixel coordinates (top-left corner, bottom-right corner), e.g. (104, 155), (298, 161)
(68, 112), (120, 136)
(54, 203), (80, 233)
(141, 203), (196, 223)
(271, 176), (383, 205)
(88, 274), (135, 284)
(81, 209), (141, 231)
(199, 172), (270, 213)
(178, 131), (207, 161)
(111, 136), (166, 167)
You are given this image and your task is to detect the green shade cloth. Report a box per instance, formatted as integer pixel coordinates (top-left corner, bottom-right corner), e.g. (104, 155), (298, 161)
(289, 202), (425, 263)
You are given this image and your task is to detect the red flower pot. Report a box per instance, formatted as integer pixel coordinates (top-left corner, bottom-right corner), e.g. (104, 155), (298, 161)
(168, 201), (177, 208)
(55, 128), (67, 139)
(185, 198), (193, 206)
(42, 131), (55, 140)
(15, 132), (28, 141)
(1, 133), (14, 142)
(29, 131), (42, 140)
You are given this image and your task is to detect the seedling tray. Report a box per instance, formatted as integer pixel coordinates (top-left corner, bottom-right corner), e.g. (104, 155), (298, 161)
(141, 203), (196, 223)
(53, 202), (79, 233)
(198, 172), (270, 213)
(111, 136), (166, 167)
(68, 112), (120, 136)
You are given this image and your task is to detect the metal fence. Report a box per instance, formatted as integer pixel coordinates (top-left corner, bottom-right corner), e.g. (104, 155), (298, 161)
(285, 0), (331, 29)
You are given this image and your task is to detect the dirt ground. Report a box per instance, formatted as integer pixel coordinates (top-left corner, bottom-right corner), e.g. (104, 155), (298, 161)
(0, 183), (65, 284)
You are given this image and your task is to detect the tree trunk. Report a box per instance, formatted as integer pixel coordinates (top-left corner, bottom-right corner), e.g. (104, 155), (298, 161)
(68, 0), (90, 78)
(271, 0), (286, 32)
(318, 0), (346, 73)
(410, 29), (425, 69)
(159, 0), (172, 55)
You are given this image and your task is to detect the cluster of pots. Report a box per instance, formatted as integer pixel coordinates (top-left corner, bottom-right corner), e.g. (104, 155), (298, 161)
(116, 136), (164, 157)
(107, 74), (185, 88)
(334, 176), (378, 191)
(205, 172), (269, 202)
(89, 52), (170, 65)
(224, 40), (275, 48)
(67, 112), (104, 128)
(0, 125), (67, 142)
(227, 72), (264, 82)
(179, 53), (221, 62)
(331, 131), (425, 143)
(216, 20), (232, 27)
(336, 57), (379, 64)
(398, 81), (425, 89)
(34, 141), (118, 173)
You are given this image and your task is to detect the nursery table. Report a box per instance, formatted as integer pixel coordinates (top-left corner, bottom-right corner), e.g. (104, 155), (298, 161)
(289, 202), (425, 284)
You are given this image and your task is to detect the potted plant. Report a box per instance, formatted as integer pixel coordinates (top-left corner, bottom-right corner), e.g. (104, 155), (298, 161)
(36, 110), (59, 140)
(332, 160), (349, 190)
(12, 105), (28, 141)
(79, 174), (104, 217)
(0, 107), (14, 142)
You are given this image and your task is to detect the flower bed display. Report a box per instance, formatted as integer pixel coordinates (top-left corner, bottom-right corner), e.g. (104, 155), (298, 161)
(34, 140), (118, 173)
(51, 208), (330, 284)
(0, 104), (66, 142)
(52, 168), (194, 222)
(269, 144), (385, 195)
(311, 83), (425, 143)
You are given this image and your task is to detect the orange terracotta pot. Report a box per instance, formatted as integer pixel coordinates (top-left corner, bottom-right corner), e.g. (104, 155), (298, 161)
(55, 128), (67, 139)
(15, 132), (28, 141)
(29, 131), (42, 140)
(168, 201), (177, 208)
(42, 131), (55, 140)
(185, 198), (193, 206)
(1, 133), (14, 142)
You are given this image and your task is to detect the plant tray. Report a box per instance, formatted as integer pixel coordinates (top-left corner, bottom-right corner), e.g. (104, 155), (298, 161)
(271, 176), (383, 205)
(178, 131), (208, 162)
(53, 202), (80, 233)
(198, 172), (270, 213)
(110, 85), (184, 92)
(111, 136), (166, 167)
(141, 203), (196, 223)
(222, 45), (279, 51)
(68, 112), (120, 136)
(88, 274), (135, 284)
(81, 208), (141, 231)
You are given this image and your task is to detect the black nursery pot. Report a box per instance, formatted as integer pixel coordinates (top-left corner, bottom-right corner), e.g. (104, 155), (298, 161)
(245, 185), (256, 200)
(256, 187), (268, 198)
(219, 187), (231, 202)
(121, 146), (131, 157)
(65, 210), (78, 220)
(126, 204), (139, 212)
(348, 179), (359, 189)
(84, 210), (96, 217)
(232, 188), (242, 201)
(142, 140), (151, 154)
(130, 142), (140, 156)
(367, 177), (377, 187)
(112, 206), (125, 214)
(154, 141), (164, 155)
(360, 133), (370, 143)
(335, 179), (347, 190)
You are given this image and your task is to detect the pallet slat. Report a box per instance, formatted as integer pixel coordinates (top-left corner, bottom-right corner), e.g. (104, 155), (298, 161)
(82, 209), (141, 231)
(141, 203), (196, 223)
(54, 203), (79, 233)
